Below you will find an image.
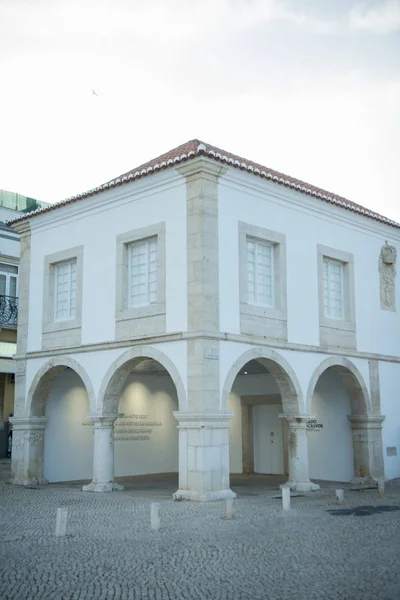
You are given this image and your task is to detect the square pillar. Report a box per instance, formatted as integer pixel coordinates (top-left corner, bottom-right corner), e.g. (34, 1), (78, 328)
(348, 415), (385, 485)
(10, 416), (48, 486)
(280, 415), (319, 492)
(83, 413), (123, 493)
(173, 411), (236, 502)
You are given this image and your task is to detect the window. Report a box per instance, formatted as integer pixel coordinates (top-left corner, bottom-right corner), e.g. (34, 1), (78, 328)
(115, 223), (166, 339)
(239, 222), (287, 341)
(246, 238), (274, 307)
(0, 263), (18, 298)
(54, 259), (77, 321)
(128, 237), (158, 307)
(317, 245), (356, 350)
(323, 258), (344, 319)
(42, 246), (83, 350)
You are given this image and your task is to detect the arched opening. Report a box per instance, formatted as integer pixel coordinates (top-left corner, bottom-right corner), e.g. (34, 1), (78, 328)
(222, 349), (302, 485)
(307, 359), (370, 483)
(28, 359), (95, 483)
(100, 352), (182, 482)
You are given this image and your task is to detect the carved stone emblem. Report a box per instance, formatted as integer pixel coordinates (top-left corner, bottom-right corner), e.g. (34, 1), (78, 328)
(379, 242), (397, 311)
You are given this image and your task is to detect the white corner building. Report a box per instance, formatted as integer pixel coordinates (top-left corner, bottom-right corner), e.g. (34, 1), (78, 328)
(8, 140), (400, 500)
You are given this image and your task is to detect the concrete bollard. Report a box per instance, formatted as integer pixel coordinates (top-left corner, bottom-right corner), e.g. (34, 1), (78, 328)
(55, 508), (68, 537)
(150, 503), (160, 531)
(282, 486), (291, 511)
(335, 489), (345, 504)
(225, 498), (234, 520)
(378, 479), (385, 498)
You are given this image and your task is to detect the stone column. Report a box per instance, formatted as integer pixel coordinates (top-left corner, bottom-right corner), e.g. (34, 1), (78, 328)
(82, 414), (123, 493)
(173, 411), (235, 502)
(10, 416), (48, 486)
(348, 415), (385, 485)
(280, 415), (320, 492)
(176, 156), (235, 501)
(241, 403), (254, 475)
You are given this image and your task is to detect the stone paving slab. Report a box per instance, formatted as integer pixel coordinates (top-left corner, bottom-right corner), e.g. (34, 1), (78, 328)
(1, 467), (400, 599)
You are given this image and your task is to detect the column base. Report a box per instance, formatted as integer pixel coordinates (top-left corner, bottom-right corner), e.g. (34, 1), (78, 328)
(173, 488), (236, 502)
(281, 480), (320, 492)
(82, 481), (124, 493)
(350, 476), (378, 488)
(12, 477), (48, 487)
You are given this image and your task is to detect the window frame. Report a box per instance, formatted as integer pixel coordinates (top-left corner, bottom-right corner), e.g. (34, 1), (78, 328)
(115, 222), (166, 338)
(239, 222), (287, 340)
(317, 244), (356, 348)
(42, 246), (83, 348)
(54, 258), (77, 322)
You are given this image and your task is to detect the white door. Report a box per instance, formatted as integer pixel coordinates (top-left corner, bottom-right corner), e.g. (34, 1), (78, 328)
(253, 404), (284, 474)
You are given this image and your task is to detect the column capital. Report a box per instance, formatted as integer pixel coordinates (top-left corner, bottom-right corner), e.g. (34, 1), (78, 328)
(347, 415), (385, 429)
(177, 157), (228, 180)
(279, 414), (316, 428)
(85, 413), (121, 427)
(173, 411), (233, 428)
(9, 416), (47, 430)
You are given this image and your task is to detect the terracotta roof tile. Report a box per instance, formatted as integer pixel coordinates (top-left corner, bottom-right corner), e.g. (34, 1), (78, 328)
(8, 139), (400, 229)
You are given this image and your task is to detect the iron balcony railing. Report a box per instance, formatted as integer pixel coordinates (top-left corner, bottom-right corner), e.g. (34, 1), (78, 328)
(0, 295), (18, 326)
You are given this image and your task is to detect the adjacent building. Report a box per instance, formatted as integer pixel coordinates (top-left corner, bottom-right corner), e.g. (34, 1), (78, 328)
(7, 140), (400, 500)
(0, 190), (50, 456)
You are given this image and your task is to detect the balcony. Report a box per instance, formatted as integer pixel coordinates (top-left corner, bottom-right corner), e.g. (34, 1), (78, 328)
(0, 295), (18, 327)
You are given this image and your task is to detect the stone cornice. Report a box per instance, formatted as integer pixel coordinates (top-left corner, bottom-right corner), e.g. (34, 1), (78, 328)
(16, 329), (400, 365)
(11, 221), (31, 236)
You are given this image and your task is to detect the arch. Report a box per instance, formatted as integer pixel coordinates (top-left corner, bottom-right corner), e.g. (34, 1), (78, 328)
(221, 347), (303, 413)
(27, 356), (96, 417)
(306, 357), (371, 415)
(98, 345), (187, 413)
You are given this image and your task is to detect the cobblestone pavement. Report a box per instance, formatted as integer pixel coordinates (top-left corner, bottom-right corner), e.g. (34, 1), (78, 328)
(1, 462), (400, 600)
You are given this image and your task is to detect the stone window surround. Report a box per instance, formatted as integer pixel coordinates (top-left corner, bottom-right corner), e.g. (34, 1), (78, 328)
(115, 222), (166, 333)
(238, 221), (287, 340)
(42, 246), (84, 347)
(317, 244), (356, 348)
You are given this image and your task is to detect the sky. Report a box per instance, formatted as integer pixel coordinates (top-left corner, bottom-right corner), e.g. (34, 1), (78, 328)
(0, 0), (399, 221)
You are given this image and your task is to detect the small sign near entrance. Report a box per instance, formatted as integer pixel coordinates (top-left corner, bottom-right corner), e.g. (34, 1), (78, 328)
(307, 419), (323, 432)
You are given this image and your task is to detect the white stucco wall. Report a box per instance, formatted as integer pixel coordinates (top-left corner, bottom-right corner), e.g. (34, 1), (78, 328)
(27, 171), (187, 351)
(44, 369), (93, 483)
(114, 374), (179, 477)
(218, 170), (400, 357)
(379, 361), (400, 480)
(43, 369), (179, 482)
(308, 369), (354, 483)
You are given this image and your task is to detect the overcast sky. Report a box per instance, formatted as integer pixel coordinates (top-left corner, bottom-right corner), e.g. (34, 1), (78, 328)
(0, 0), (399, 220)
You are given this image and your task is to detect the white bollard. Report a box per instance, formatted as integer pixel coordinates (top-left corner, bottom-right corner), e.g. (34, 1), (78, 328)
(150, 503), (160, 531)
(282, 486), (291, 511)
(55, 508), (68, 537)
(378, 479), (385, 498)
(225, 498), (233, 520)
(335, 489), (345, 504)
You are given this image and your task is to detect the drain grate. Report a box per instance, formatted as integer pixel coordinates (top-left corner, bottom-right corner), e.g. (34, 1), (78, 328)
(327, 505), (399, 517)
